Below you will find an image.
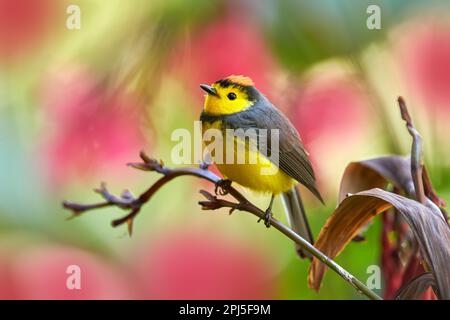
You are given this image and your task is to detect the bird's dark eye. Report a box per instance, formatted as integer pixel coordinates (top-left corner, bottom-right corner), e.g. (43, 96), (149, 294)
(227, 92), (237, 100)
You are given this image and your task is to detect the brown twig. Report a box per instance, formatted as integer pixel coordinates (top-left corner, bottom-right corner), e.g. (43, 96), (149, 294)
(63, 150), (381, 300)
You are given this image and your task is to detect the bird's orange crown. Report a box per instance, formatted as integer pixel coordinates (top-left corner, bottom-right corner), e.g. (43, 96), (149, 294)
(221, 75), (254, 87)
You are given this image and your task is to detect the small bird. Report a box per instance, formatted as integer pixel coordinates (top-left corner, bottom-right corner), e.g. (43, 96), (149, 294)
(199, 75), (323, 258)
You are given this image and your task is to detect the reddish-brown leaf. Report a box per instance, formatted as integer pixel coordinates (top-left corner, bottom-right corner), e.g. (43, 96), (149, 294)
(338, 156), (412, 203)
(308, 189), (450, 299)
(395, 272), (436, 300)
(339, 156), (446, 215)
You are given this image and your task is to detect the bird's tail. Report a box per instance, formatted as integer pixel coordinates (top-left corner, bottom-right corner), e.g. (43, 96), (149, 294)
(281, 186), (314, 259)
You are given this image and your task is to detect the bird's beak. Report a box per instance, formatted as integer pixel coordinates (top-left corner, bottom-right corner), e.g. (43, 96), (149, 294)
(200, 84), (219, 97)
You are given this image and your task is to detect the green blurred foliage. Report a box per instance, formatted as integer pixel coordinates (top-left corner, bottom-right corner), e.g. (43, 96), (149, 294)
(0, 0), (449, 299)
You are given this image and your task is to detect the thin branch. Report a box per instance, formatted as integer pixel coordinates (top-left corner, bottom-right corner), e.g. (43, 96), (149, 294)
(63, 151), (382, 300)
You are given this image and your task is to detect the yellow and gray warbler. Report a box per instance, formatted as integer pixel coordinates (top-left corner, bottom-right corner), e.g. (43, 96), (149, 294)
(199, 75), (323, 258)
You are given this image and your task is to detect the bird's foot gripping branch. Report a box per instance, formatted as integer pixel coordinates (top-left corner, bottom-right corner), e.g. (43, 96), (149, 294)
(63, 97), (450, 300)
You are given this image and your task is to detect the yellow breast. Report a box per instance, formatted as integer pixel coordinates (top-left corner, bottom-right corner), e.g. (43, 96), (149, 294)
(202, 120), (295, 195)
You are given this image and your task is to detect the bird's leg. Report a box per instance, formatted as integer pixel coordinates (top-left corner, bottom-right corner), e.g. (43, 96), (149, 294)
(258, 194), (275, 228)
(214, 179), (232, 196)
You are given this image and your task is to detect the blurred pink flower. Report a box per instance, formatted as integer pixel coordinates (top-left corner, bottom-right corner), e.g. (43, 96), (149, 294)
(395, 19), (450, 112)
(291, 74), (368, 149)
(289, 71), (371, 194)
(134, 230), (276, 299)
(10, 245), (134, 299)
(41, 67), (145, 186)
(170, 14), (278, 107)
(0, 0), (57, 60)
(0, 251), (16, 299)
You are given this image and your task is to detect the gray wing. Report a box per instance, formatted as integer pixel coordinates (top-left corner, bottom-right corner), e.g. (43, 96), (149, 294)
(222, 102), (323, 202)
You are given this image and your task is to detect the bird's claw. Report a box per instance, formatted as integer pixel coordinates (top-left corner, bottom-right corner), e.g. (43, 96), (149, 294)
(258, 209), (272, 228)
(214, 179), (231, 196)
